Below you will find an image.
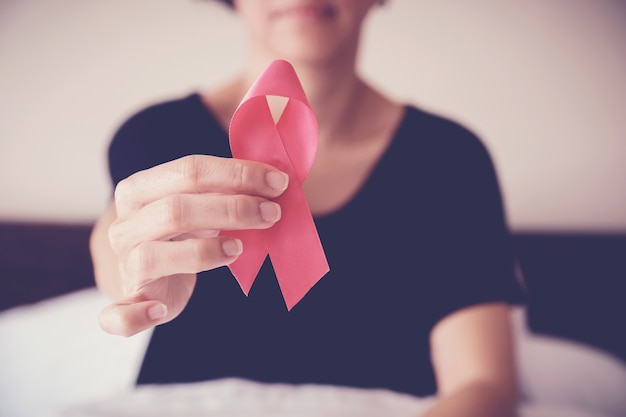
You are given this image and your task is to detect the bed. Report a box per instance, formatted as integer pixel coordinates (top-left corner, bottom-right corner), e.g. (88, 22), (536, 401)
(1, 222), (625, 416)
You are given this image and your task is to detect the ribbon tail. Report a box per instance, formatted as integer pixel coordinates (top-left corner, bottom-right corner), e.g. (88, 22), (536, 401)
(226, 229), (268, 295)
(264, 186), (329, 310)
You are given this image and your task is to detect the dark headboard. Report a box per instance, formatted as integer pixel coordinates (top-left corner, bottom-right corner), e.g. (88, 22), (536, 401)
(0, 222), (95, 311)
(1, 221), (625, 363)
(513, 232), (626, 363)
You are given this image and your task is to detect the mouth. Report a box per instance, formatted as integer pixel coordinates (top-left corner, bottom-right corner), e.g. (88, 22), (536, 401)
(272, 3), (336, 21)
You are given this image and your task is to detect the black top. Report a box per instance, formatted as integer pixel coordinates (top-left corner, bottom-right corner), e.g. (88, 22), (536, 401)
(108, 93), (522, 397)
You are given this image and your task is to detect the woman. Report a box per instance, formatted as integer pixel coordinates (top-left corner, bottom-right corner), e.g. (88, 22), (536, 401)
(90, 1), (521, 415)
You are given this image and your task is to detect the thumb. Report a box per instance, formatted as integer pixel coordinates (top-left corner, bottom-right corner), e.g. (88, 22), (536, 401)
(99, 300), (168, 337)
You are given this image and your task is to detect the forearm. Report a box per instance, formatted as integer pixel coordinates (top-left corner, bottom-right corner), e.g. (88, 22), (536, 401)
(421, 380), (517, 417)
(89, 203), (125, 300)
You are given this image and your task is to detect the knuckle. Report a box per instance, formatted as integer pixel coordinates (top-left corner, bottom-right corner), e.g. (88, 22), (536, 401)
(125, 243), (155, 282)
(178, 155), (204, 189)
(107, 223), (121, 252)
(222, 195), (264, 227)
(224, 195), (245, 224)
(189, 239), (214, 271)
(113, 180), (127, 205)
(107, 220), (127, 255)
(116, 262), (134, 297)
(113, 177), (134, 212)
(228, 160), (249, 190)
(160, 194), (185, 231)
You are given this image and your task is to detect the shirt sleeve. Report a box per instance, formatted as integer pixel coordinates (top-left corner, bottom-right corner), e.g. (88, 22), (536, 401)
(107, 107), (162, 188)
(419, 118), (523, 328)
(106, 95), (230, 189)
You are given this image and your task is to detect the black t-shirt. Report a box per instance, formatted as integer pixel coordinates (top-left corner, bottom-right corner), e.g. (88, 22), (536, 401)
(108, 93), (522, 397)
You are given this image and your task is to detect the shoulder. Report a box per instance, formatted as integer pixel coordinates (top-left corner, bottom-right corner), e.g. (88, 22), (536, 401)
(394, 105), (497, 184)
(112, 93), (211, 140)
(401, 105), (491, 158)
(394, 105), (508, 238)
(107, 93), (228, 185)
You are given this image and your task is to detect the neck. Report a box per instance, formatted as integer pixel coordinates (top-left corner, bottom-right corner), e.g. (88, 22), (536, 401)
(242, 49), (368, 146)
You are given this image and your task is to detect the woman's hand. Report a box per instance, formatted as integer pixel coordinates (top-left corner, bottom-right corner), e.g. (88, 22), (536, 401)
(91, 155), (289, 337)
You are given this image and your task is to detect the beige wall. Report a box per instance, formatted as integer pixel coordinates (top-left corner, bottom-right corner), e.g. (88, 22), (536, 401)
(1, 0), (625, 232)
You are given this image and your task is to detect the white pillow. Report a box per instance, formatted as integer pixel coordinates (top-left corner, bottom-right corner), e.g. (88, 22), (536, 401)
(0, 288), (151, 417)
(512, 307), (626, 417)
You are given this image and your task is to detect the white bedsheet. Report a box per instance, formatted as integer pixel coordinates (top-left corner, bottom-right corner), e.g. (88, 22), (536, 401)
(0, 288), (151, 417)
(60, 377), (603, 417)
(1, 288), (625, 417)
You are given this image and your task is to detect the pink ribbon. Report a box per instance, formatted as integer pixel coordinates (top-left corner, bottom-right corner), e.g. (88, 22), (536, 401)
(225, 59), (329, 310)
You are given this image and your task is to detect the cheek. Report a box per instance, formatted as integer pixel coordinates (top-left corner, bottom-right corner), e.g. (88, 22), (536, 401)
(345, 0), (377, 18)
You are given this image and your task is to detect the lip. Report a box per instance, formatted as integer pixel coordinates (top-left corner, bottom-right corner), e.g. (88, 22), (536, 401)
(272, 3), (336, 21)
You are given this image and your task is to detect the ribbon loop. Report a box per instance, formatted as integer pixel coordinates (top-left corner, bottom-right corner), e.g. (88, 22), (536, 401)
(225, 60), (329, 310)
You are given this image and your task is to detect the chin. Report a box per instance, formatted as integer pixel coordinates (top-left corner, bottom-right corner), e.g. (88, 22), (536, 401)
(268, 33), (353, 66)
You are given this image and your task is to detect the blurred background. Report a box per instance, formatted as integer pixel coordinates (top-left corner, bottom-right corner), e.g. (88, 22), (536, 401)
(1, 1), (626, 416)
(1, 0), (625, 231)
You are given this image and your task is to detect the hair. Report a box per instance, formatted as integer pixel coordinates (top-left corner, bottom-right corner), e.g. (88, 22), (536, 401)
(216, 0), (233, 7)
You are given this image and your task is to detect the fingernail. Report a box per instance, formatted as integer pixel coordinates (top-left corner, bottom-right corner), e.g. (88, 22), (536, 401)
(260, 201), (281, 222)
(266, 171), (289, 191)
(222, 238), (243, 257)
(147, 303), (167, 321)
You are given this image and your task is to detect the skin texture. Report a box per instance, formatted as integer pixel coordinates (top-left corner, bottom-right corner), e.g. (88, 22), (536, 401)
(90, 1), (518, 415)
(92, 156), (289, 336)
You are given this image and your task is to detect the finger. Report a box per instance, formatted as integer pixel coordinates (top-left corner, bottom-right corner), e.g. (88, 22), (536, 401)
(121, 237), (243, 292)
(115, 155), (289, 217)
(173, 229), (220, 240)
(99, 300), (169, 337)
(109, 193), (280, 254)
